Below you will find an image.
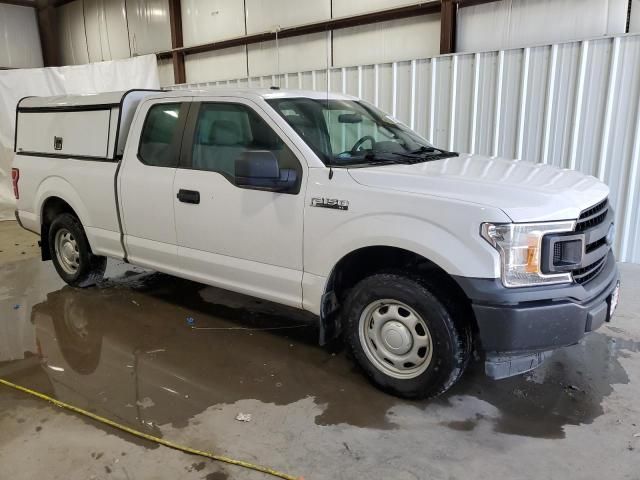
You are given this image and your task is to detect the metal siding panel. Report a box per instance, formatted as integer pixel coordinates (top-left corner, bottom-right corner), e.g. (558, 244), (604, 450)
(126, 0), (172, 56)
(496, 49), (522, 159)
(575, 39), (609, 176)
(58, 0), (90, 65)
(0, 4), (43, 68)
(182, 0), (246, 46)
(245, 0), (330, 34)
(414, 59), (431, 139)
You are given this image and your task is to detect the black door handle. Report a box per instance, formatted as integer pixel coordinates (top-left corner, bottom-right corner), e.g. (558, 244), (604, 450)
(177, 189), (200, 204)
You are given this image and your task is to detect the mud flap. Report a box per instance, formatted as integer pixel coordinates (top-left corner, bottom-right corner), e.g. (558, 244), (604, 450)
(319, 290), (341, 346)
(485, 350), (553, 380)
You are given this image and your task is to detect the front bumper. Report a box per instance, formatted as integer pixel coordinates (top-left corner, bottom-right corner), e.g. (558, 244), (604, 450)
(454, 251), (619, 377)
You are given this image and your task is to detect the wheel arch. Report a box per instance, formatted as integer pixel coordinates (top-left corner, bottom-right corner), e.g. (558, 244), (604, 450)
(40, 196), (83, 261)
(318, 245), (477, 345)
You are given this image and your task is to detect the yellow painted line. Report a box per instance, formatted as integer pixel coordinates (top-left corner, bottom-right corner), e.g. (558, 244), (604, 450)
(1, 378), (303, 480)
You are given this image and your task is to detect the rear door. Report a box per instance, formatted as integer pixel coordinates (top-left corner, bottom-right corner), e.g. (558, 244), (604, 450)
(119, 98), (191, 271)
(172, 98), (306, 307)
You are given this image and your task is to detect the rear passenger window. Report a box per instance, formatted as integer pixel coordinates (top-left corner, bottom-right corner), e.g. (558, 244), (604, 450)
(138, 103), (183, 167)
(190, 103), (301, 183)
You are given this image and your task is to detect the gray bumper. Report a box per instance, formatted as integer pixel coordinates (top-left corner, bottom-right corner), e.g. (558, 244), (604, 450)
(454, 252), (619, 377)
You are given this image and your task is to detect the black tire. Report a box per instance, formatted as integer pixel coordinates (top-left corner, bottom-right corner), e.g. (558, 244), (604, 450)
(343, 273), (472, 399)
(48, 213), (106, 287)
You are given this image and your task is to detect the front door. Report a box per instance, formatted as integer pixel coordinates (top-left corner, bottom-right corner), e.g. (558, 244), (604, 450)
(119, 98), (190, 271)
(172, 99), (305, 307)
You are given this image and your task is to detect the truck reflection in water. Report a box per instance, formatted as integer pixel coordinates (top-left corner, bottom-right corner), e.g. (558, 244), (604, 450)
(31, 273), (401, 432)
(18, 267), (639, 439)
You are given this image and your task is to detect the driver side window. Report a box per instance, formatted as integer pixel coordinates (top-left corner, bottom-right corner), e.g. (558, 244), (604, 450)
(190, 102), (301, 186)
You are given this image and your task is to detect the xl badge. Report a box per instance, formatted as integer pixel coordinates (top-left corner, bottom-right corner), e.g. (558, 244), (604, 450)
(311, 197), (349, 211)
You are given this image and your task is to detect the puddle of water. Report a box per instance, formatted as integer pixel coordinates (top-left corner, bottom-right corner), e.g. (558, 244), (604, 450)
(1, 257), (638, 442)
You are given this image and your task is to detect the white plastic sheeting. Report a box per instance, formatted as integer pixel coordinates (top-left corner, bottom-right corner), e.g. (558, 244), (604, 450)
(0, 4), (43, 69)
(171, 34), (640, 263)
(0, 54), (160, 220)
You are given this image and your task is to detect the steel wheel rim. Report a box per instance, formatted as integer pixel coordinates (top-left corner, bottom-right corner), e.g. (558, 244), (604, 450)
(358, 299), (433, 379)
(55, 228), (80, 275)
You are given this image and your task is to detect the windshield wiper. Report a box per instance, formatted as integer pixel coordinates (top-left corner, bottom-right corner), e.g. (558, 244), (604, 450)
(334, 152), (413, 167)
(391, 146), (459, 163)
(408, 145), (459, 158)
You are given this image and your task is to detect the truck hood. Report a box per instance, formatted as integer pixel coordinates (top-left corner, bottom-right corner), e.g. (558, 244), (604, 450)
(347, 154), (609, 222)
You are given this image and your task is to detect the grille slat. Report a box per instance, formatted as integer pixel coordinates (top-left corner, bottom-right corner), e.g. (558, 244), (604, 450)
(576, 198), (608, 232)
(571, 198), (610, 284)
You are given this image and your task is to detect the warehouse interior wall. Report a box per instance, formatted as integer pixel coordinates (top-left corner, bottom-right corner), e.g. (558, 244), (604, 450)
(39, 0), (640, 86)
(0, 4), (43, 69)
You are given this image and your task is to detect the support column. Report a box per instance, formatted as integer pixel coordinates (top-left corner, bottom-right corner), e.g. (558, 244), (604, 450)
(168, 0), (185, 84)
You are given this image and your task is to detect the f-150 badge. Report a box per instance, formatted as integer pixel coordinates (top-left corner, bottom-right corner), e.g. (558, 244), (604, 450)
(311, 197), (349, 210)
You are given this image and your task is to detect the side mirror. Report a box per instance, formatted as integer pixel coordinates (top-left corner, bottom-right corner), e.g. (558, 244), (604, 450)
(235, 150), (297, 192)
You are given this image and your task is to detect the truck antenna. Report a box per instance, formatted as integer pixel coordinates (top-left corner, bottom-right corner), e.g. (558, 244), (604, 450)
(326, 28), (333, 180)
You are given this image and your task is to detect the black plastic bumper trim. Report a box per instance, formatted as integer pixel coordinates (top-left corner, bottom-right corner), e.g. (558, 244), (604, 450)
(453, 252), (619, 353)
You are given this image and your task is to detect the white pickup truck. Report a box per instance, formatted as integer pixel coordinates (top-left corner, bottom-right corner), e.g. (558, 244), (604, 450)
(13, 88), (620, 398)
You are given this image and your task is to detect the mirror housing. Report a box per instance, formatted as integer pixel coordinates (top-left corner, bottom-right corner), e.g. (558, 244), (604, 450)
(235, 150), (297, 192)
(338, 113), (363, 124)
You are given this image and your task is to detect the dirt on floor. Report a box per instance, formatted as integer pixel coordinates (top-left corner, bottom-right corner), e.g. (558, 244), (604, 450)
(0, 220), (40, 263)
(0, 227), (639, 480)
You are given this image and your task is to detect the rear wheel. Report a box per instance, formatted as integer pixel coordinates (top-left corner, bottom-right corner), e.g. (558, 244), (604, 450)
(49, 213), (106, 287)
(344, 273), (472, 399)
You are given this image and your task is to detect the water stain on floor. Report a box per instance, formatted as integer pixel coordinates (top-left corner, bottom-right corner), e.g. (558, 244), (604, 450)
(1, 258), (638, 445)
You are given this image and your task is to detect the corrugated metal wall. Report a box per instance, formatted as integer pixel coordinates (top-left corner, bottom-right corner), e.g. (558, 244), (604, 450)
(171, 33), (640, 264)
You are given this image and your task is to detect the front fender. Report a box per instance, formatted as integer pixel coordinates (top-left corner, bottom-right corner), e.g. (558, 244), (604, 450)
(305, 211), (502, 280)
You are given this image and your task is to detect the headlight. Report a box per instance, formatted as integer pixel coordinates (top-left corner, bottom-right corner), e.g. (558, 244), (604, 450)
(481, 221), (576, 287)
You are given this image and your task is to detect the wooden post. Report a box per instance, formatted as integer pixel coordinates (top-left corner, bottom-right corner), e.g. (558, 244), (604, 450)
(35, 0), (60, 67)
(440, 0), (457, 54)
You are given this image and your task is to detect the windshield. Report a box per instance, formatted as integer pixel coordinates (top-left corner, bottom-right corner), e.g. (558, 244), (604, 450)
(266, 98), (457, 167)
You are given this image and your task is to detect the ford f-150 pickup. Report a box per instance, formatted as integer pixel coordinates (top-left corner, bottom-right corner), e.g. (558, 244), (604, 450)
(12, 88), (620, 398)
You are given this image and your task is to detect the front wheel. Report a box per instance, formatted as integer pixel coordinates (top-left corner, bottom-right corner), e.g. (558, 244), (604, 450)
(344, 273), (472, 399)
(49, 213), (106, 287)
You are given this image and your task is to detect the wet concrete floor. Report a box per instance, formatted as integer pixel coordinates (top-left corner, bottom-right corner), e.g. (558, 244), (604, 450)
(0, 257), (639, 479)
